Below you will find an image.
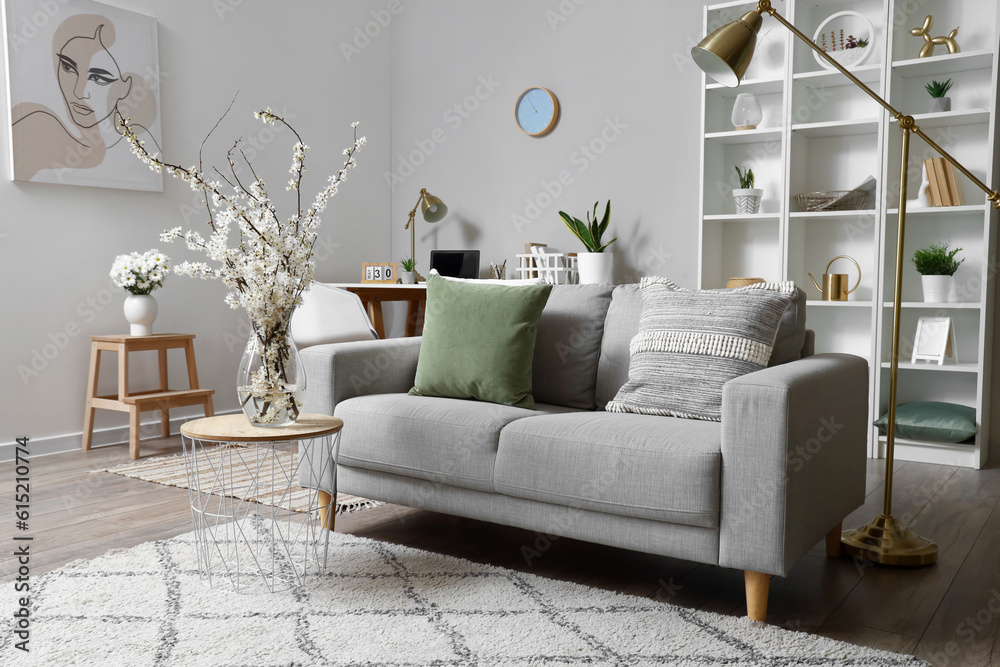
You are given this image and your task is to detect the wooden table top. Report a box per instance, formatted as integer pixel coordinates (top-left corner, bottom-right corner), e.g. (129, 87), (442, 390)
(180, 414), (343, 442)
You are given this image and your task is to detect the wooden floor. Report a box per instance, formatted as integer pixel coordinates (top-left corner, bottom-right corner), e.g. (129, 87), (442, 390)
(2, 436), (999, 666)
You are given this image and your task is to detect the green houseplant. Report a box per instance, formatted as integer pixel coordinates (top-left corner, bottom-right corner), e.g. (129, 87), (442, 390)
(912, 242), (963, 302)
(733, 165), (763, 215)
(399, 256), (416, 284)
(559, 201), (616, 284)
(925, 79), (953, 113)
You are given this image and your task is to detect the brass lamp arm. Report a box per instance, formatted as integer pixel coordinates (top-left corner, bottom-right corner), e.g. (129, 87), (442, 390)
(404, 189), (428, 231)
(760, 2), (1000, 208)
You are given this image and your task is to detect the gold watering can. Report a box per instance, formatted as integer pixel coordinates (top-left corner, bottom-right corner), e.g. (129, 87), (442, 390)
(808, 255), (861, 301)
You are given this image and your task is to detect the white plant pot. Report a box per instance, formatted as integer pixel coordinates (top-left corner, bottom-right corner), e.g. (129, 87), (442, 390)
(577, 252), (614, 285)
(123, 294), (158, 336)
(733, 188), (763, 215)
(929, 97), (952, 113)
(920, 274), (953, 303)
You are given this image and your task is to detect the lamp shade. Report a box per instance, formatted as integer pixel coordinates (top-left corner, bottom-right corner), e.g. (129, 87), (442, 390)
(691, 10), (763, 87)
(421, 192), (448, 222)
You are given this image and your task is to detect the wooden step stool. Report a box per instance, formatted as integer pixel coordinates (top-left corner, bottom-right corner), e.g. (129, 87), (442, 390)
(82, 334), (215, 459)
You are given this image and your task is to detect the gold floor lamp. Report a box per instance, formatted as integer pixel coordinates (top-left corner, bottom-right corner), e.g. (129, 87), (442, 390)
(404, 188), (448, 282)
(693, 1), (1000, 566)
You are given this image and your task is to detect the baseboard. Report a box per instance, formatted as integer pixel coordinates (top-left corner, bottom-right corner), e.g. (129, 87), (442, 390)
(0, 410), (239, 462)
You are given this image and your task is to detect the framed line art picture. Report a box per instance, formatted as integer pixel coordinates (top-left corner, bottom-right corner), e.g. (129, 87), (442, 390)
(1, 0), (162, 191)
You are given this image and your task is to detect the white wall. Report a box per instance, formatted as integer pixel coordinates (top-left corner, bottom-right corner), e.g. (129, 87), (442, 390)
(386, 0), (711, 338)
(0, 0), (392, 456)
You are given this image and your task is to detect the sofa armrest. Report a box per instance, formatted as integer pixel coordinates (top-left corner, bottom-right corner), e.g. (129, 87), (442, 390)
(299, 337), (422, 493)
(719, 353), (869, 576)
(300, 337), (422, 416)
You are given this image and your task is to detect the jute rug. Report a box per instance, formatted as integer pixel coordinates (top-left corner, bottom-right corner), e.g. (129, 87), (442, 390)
(94, 445), (381, 515)
(1, 529), (928, 667)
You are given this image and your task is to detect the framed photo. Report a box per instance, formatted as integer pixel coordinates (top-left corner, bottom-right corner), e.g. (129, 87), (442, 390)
(2, 0), (162, 191)
(911, 317), (956, 365)
(361, 262), (397, 284)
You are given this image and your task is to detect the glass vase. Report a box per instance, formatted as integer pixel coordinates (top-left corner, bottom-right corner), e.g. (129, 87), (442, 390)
(237, 322), (306, 427)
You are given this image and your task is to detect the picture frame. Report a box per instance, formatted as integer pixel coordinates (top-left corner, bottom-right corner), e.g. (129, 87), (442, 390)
(812, 11), (875, 71)
(911, 316), (956, 365)
(361, 262), (398, 284)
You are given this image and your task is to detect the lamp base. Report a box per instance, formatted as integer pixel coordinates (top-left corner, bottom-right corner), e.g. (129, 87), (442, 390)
(413, 269), (425, 283)
(841, 514), (938, 566)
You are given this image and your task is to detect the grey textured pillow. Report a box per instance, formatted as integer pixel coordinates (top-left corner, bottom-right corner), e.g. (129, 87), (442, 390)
(606, 277), (795, 421)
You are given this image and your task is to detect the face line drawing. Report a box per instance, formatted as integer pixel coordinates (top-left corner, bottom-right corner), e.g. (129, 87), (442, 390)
(57, 24), (132, 129)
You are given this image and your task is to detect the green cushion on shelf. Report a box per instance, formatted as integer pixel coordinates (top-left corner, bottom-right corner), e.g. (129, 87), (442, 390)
(873, 402), (978, 443)
(409, 275), (552, 409)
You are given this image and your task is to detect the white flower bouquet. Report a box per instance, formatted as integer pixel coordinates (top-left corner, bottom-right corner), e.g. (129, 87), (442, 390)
(110, 249), (170, 295)
(118, 106), (365, 425)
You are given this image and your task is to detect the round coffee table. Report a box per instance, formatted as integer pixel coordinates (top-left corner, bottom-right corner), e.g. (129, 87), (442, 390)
(180, 413), (343, 594)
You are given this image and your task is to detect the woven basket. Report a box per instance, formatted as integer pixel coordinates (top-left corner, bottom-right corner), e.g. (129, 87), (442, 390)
(726, 277), (765, 288)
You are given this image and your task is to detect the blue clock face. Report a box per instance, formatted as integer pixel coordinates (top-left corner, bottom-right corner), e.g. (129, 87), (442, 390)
(516, 88), (559, 136)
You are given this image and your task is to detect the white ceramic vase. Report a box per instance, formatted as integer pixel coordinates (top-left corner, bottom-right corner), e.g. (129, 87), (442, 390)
(921, 274), (953, 303)
(733, 188), (763, 215)
(577, 252), (613, 285)
(123, 294), (157, 336)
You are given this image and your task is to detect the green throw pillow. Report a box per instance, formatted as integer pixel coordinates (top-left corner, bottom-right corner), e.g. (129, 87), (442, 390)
(409, 275), (552, 408)
(873, 402), (977, 443)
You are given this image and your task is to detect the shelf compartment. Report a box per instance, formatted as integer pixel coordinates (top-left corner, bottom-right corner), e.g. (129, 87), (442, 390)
(706, 77), (784, 95)
(887, 204), (986, 216)
(803, 305), (874, 358)
(703, 213), (782, 222)
(882, 301), (980, 309)
(892, 51), (994, 78)
(792, 64), (881, 85)
(875, 437), (980, 468)
(880, 362), (978, 373)
(700, 218), (781, 289)
(704, 128), (783, 145)
(791, 118), (879, 138)
(890, 109), (991, 129)
(807, 300), (872, 307)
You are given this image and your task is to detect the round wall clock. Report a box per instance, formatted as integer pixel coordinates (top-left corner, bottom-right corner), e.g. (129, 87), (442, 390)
(515, 87), (560, 137)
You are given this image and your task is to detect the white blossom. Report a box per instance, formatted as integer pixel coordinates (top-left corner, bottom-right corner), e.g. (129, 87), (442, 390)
(109, 249), (171, 295)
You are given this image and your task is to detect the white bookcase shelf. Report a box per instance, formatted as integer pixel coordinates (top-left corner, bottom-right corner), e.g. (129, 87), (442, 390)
(698, 0), (1000, 468)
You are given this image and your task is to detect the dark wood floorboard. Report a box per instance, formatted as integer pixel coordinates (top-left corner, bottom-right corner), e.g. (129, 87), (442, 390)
(1, 436), (998, 666)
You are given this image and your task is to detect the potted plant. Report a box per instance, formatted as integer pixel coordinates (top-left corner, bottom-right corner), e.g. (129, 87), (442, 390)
(912, 242), (963, 302)
(110, 249), (170, 335)
(559, 200), (616, 284)
(925, 79), (953, 113)
(399, 256), (416, 284)
(733, 165), (763, 214)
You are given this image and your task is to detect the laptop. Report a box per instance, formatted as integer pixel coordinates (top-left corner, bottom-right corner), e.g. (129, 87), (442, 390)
(429, 250), (480, 279)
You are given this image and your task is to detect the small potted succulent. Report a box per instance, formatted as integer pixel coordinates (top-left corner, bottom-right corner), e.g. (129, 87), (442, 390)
(912, 241), (963, 302)
(925, 79), (953, 113)
(733, 165), (763, 215)
(399, 256), (416, 284)
(559, 200), (616, 284)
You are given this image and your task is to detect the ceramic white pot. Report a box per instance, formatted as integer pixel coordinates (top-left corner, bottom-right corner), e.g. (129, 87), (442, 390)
(123, 294), (157, 336)
(921, 274), (953, 303)
(577, 252), (613, 285)
(733, 188), (763, 215)
(929, 97), (952, 113)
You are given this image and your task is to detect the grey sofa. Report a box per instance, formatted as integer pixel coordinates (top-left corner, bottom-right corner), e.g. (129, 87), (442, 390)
(300, 283), (869, 621)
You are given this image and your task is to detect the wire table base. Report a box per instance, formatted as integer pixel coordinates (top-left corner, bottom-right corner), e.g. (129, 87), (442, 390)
(180, 416), (341, 594)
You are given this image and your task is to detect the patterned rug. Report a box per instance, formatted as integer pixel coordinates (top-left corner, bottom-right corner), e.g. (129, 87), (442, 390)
(0, 528), (928, 666)
(95, 445), (381, 515)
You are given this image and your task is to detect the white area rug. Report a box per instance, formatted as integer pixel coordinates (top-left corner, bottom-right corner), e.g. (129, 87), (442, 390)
(95, 445), (381, 515)
(1, 529), (927, 666)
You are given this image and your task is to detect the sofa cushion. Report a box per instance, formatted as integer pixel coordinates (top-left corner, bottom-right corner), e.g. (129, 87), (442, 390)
(532, 284), (615, 410)
(335, 393), (578, 492)
(409, 275), (552, 408)
(494, 412), (721, 528)
(606, 277), (795, 421)
(594, 283), (808, 407)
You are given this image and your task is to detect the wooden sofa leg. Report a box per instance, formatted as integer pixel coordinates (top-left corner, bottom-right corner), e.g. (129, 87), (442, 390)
(826, 521), (843, 557)
(744, 571), (770, 622)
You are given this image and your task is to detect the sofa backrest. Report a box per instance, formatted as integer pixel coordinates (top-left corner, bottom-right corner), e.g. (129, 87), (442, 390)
(531, 283), (615, 410)
(593, 284), (809, 408)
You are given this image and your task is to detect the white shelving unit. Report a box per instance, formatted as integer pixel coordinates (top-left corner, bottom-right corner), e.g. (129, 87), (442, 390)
(697, 0), (1000, 468)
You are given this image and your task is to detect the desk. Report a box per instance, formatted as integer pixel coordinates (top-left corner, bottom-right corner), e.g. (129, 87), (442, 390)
(334, 283), (426, 339)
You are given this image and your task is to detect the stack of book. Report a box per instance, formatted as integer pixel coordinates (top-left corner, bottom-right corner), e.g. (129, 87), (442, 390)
(924, 158), (965, 206)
